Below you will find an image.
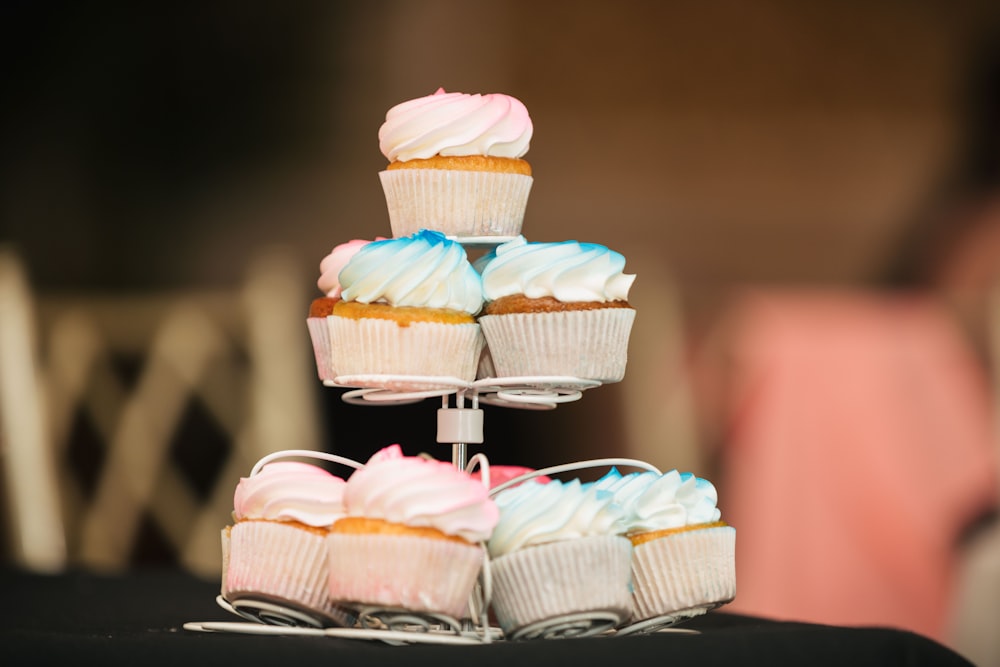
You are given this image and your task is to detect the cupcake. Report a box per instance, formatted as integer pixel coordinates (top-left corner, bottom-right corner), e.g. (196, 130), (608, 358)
(326, 445), (498, 620)
(308, 238), (385, 383)
(222, 460), (354, 627)
(326, 230), (486, 385)
(378, 88), (533, 239)
(476, 235), (636, 382)
(472, 465), (551, 490)
(592, 468), (736, 628)
(486, 478), (632, 639)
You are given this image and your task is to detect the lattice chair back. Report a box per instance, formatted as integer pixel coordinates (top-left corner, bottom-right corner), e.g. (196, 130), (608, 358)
(0, 246), (322, 578)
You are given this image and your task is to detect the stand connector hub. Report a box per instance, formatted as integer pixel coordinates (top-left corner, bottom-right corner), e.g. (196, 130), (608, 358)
(436, 408), (484, 444)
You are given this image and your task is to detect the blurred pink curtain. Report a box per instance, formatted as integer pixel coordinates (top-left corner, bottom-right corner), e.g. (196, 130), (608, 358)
(715, 289), (998, 644)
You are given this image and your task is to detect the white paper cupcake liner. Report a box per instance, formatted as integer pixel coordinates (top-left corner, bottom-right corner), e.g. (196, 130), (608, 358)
(478, 308), (636, 382)
(327, 315), (483, 381)
(488, 535), (633, 635)
(326, 532), (485, 619)
(476, 344), (497, 380)
(630, 525), (736, 622)
(379, 169), (532, 238)
(307, 317), (335, 381)
(225, 521), (351, 625)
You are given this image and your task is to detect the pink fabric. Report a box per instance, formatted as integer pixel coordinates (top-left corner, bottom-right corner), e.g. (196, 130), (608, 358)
(716, 289), (998, 645)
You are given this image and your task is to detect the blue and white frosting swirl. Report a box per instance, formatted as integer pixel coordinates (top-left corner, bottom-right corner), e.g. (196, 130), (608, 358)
(339, 229), (484, 315)
(475, 235), (635, 303)
(487, 479), (627, 558)
(589, 468), (722, 534)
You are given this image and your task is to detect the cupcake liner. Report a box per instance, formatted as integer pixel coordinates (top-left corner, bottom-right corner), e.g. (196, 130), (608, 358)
(220, 527), (231, 599)
(476, 344), (497, 380)
(478, 308), (636, 382)
(630, 525), (736, 622)
(326, 532), (485, 619)
(488, 535), (633, 635)
(379, 169), (532, 238)
(225, 521), (352, 626)
(327, 315), (484, 382)
(307, 317), (335, 381)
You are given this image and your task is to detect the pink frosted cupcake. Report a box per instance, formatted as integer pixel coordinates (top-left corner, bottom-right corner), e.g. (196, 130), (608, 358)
(326, 445), (498, 620)
(308, 238), (385, 383)
(486, 478), (632, 639)
(222, 459), (354, 627)
(471, 465), (550, 490)
(378, 88), (533, 239)
(476, 236), (636, 383)
(592, 468), (736, 629)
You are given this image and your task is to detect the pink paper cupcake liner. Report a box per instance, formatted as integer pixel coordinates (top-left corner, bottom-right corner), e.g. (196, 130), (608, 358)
(225, 521), (351, 626)
(220, 527), (231, 599)
(327, 532), (485, 619)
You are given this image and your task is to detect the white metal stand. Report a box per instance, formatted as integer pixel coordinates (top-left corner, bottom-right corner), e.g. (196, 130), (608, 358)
(327, 374), (602, 469)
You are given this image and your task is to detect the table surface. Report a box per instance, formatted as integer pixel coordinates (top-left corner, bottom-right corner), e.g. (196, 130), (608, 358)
(1, 566), (974, 667)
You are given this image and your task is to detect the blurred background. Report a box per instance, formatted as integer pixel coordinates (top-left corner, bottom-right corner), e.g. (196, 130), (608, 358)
(3, 0), (1000, 662)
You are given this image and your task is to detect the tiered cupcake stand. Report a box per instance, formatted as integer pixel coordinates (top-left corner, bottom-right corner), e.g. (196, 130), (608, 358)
(185, 236), (714, 644)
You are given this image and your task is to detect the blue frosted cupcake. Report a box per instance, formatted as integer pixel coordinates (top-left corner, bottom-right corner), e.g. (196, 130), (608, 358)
(486, 478), (632, 639)
(326, 230), (485, 384)
(476, 236), (636, 382)
(592, 468), (736, 627)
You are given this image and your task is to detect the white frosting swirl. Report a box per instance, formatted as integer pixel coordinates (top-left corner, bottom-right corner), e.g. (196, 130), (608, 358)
(590, 468), (722, 534)
(379, 88), (532, 162)
(487, 479), (627, 558)
(477, 235), (635, 303)
(338, 230), (484, 315)
(233, 461), (347, 527)
(343, 445), (499, 542)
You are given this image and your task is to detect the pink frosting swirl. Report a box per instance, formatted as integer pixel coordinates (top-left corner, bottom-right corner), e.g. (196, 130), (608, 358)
(471, 465), (551, 489)
(233, 461), (347, 527)
(344, 445), (499, 542)
(317, 238), (386, 298)
(378, 88), (532, 162)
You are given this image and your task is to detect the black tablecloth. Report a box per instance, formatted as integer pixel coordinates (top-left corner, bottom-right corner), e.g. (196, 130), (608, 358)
(0, 567), (973, 667)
